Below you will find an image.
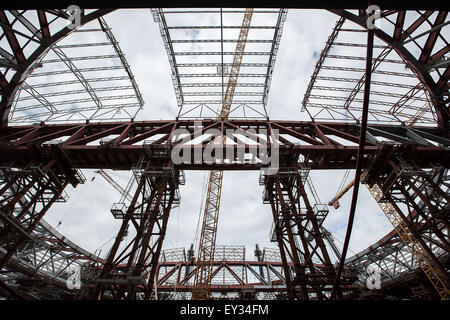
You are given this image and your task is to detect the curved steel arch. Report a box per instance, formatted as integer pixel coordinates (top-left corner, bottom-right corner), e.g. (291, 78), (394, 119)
(0, 9), (115, 128)
(329, 9), (449, 129)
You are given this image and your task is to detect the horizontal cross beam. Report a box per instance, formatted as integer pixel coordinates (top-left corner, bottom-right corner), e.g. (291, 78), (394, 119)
(0, 119), (447, 171)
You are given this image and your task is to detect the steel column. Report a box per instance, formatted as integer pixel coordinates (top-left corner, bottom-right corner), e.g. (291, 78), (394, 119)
(85, 160), (179, 300)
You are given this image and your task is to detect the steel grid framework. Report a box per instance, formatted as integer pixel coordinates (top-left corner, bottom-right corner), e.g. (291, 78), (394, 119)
(0, 9), (119, 127)
(302, 10), (449, 129)
(0, 218), (103, 299)
(361, 154), (450, 298)
(4, 14), (144, 124)
(155, 246), (304, 300)
(81, 159), (183, 300)
(151, 8), (287, 119)
(154, 233), (449, 300)
(343, 171), (450, 299)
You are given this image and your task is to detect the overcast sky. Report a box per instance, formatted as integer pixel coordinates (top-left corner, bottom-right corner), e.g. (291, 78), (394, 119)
(43, 8), (394, 262)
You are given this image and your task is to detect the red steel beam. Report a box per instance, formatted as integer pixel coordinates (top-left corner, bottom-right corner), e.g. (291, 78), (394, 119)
(329, 10), (448, 130)
(0, 9), (115, 128)
(393, 11), (406, 40)
(36, 10), (50, 39)
(0, 10), (26, 64)
(418, 11), (448, 65)
(0, 120), (447, 171)
(0, 70), (8, 91)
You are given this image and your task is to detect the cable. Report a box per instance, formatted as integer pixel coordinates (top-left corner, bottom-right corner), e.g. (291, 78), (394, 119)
(97, 233), (119, 251)
(57, 170), (91, 228)
(330, 25), (374, 300)
(330, 232), (357, 256)
(221, 8), (224, 102)
(336, 169), (350, 198)
(193, 171), (208, 252)
(176, 204), (181, 247)
(109, 170), (131, 181)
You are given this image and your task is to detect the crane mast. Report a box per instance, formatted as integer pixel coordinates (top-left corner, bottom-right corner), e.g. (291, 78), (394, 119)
(328, 117), (449, 299)
(93, 169), (134, 203)
(191, 8), (254, 300)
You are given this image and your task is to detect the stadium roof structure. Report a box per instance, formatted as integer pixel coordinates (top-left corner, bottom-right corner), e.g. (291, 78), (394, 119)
(301, 12), (449, 126)
(1, 11), (143, 124)
(151, 8), (287, 119)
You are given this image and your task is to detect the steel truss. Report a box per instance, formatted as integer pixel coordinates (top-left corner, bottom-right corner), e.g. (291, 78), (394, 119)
(155, 229), (449, 301)
(0, 9), (119, 127)
(343, 217), (449, 299)
(261, 168), (354, 300)
(304, 10), (449, 129)
(81, 158), (183, 300)
(361, 151), (450, 298)
(151, 8), (287, 119)
(332, 170), (450, 300)
(0, 157), (100, 300)
(0, 218), (102, 299)
(6, 15), (144, 124)
(0, 118), (446, 299)
(0, 119), (447, 171)
(0, 158), (447, 299)
(0, 157), (88, 298)
(154, 245), (358, 300)
(156, 246), (290, 300)
(0, 7), (448, 301)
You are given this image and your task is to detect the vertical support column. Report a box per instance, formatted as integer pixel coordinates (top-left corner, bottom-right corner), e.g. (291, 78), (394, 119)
(87, 160), (179, 300)
(266, 176), (306, 300)
(263, 169), (343, 300)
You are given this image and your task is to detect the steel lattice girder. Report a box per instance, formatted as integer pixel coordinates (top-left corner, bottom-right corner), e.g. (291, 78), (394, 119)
(0, 6), (448, 300)
(0, 219), (103, 299)
(1, 8), (447, 125)
(0, 159), (87, 270)
(263, 172), (349, 300)
(134, 245), (361, 298)
(0, 119), (447, 171)
(0, 165), (102, 299)
(344, 167), (450, 298)
(155, 260), (360, 294)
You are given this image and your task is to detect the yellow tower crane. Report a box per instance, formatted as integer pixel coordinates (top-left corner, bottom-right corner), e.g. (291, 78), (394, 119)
(191, 8), (254, 300)
(328, 107), (449, 299)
